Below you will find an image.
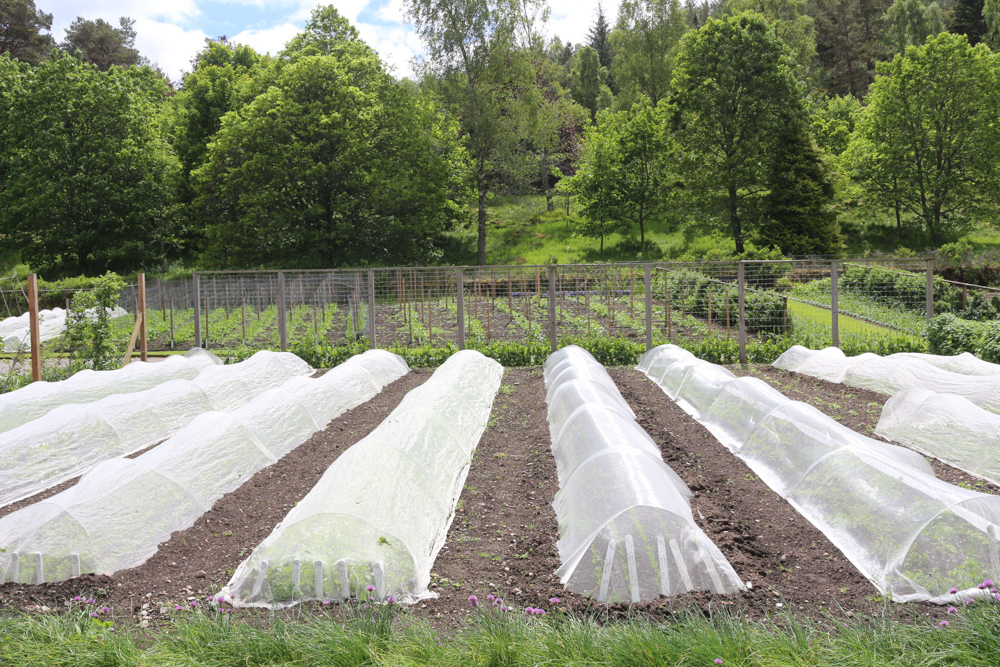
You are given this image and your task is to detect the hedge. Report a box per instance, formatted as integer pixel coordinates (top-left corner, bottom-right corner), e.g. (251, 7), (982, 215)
(927, 314), (1000, 363)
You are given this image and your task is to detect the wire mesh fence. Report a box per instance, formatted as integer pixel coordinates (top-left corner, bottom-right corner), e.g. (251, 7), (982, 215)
(6, 255), (995, 371)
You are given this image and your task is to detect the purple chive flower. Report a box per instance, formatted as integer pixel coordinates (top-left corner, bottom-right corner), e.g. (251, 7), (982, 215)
(940, 620), (949, 627)
(190, 601), (200, 607)
(537, 609), (546, 616)
(524, 607), (533, 615)
(500, 606), (508, 612)
(175, 605), (183, 611)
(90, 612), (98, 618)
(979, 582), (986, 590)
(369, 596), (375, 602)
(965, 599), (975, 605)
(715, 661), (724, 665)
(469, 595), (479, 608)
(322, 600), (330, 605)
(102, 607), (110, 613)
(86, 598), (95, 604)
(949, 587), (959, 594)
(995, 594), (1000, 602)
(487, 594), (495, 602)
(985, 579), (995, 588)
(549, 597), (560, 604)
(388, 596), (396, 604)
(73, 596), (82, 602)
(947, 606), (957, 614)
(366, 585), (375, 592)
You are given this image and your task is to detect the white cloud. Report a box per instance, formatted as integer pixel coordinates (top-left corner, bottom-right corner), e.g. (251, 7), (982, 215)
(231, 22), (302, 54)
(134, 19), (210, 80)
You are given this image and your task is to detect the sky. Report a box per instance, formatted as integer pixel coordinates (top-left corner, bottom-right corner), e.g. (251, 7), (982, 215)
(41, 0), (618, 83)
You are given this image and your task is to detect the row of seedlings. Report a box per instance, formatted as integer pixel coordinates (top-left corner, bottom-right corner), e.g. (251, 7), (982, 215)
(639, 345), (1000, 603)
(0, 350), (410, 585)
(0, 350), (312, 508)
(0, 348), (221, 433)
(543, 345), (745, 603)
(224, 350), (504, 606)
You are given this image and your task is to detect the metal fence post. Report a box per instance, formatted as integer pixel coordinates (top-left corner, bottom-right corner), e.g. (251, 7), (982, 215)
(831, 261), (839, 348)
(926, 258), (934, 324)
(138, 273), (147, 362)
(456, 268), (465, 350)
(277, 271), (287, 351)
(193, 272), (201, 348)
(547, 265), (557, 353)
(737, 262), (746, 364)
(644, 264), (652, 351)
(368, 270), (376, 349)
(27, 273), (41, 382)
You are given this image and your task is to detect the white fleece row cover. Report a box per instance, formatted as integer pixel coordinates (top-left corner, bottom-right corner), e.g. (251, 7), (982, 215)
(0, 350), (409, 586)
(1, 307), (129, 351)
(0, 348), (222, 434)
(639, 344), (1000, 604)
(0, 350), (314, 509)
(543, 346), (744, 603)
(773, 346), (1000, 412)
(876, 387), (1000, 488)
(225, 350), (503, 607)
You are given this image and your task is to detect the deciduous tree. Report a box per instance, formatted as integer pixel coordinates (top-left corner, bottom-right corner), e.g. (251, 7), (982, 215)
(611, 0), (687, 107)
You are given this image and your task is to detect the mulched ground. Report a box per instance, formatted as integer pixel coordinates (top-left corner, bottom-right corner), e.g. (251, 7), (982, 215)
(0, 362), (976, 629)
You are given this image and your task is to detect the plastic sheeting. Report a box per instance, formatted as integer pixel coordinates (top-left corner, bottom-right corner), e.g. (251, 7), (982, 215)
(0, 348), (221, 434)
(544, 346), (744, 603)
(640, 344), (1000, 604)
(0, 351), (314, 509)
(224, 350), (503, 607)
(876, 387), (1000, 487)
(1, 307), (129, 351)
(0, 350), (409, 586)
(773, 346), (1000, 412)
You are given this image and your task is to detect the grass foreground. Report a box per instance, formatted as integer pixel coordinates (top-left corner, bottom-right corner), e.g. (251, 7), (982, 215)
(1, 599), (998, 667)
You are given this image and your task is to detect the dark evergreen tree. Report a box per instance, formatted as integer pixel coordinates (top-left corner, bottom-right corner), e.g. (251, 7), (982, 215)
(814, 0), (891, 97)
(950, 0), (988, 44)
(0, 0), (54, 64)
(60, 16), (143, 70)
(758, 124), (842, 255)
(588, 2), (615, 89)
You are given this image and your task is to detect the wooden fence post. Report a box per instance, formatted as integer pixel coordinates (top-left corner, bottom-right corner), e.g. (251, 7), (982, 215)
(27, 273), (41, 382)
(456, 268), (465, 350)
(831, 261), (839, 348)
(368, 270), (376, 349)
(926, 258), (935, 325)
(193, 272), (201, 348)
(644, 264), (652, 351)
(277, 271), (287, 351)
(138, 273), (147, 362)
(547, 265), (557, 352)
(738, 262), (746, 364)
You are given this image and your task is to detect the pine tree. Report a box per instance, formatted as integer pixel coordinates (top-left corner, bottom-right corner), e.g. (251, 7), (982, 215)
(949, 0), (988, 44)
(588, 2), (615, 89)
(758, 124), (842, 255)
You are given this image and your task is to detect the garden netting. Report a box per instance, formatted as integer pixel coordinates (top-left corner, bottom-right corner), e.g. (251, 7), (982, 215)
(0, 348), (221, 434)
(773, 346), (1000, 412)
(0, 306), (129, 351)
(224, 349), (503, 607)
(876, 387), (1000, 488)
(0, 350), (409, 586)
(640, 344), (1000, 604)
(545, 346), (744, 603)
(0, 350), (314, 509)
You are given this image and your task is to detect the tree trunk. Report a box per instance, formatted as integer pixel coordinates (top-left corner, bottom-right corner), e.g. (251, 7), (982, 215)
(477, 158), (488, 266)
(540, 149), (554, 212)
(894, 201), (901, 229)
(728, 183), (744, 254)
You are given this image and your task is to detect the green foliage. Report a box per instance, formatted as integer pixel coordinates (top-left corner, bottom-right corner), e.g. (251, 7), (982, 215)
(811, 94), (861, 156)
(569, 46), (611, 119)
(563, 103), (674, 249)
(812, 0), (891, 98)
(844, 33), (1000, 244)
(949, 0), (988, 45)
(928, 313), (1000, 361)
(758, 123), (843, 255)
(65, 272), (126, 370)
(195, 51), (467, 269)
(670, 12), (805, 254)
(60, 16), (142, 71)
(724, 0), (817, 78)
(0, 0), (55, 64)
(611, 0), (688, 107)
(660, 268), (791, 334)
(0, 52), (180, 277)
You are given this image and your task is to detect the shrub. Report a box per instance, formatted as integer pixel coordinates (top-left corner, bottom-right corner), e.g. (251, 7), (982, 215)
(927, 313), (1000, 362)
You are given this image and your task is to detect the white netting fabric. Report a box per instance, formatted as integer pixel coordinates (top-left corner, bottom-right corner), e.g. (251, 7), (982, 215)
(641, 344), (1000, 604)
(224, 350), (503, 607)
(0, 350), (314, 509)
(1, 307), (129, 351)
(0, 350), (409, 585)
(0, 348), (222, 434)
(876, 387), (1000, 487)
(544, 346), (743, 603)
(773, 346), (1000, 411)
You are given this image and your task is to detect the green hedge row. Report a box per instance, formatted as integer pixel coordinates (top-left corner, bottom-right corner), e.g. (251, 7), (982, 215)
(655, 269), (789, 335)
(927, 314), (1000, 363)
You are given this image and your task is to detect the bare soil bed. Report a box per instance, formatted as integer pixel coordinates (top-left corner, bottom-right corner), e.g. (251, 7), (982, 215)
(0, 364), (970, 629)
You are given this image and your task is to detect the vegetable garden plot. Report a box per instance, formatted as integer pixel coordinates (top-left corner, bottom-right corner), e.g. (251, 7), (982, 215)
(224, 350), (503, 607)
(0, 348), (221, 434)
(774, 345), (1000, 411)
(0, 350), (408, 586)
(0, 350), (313, 509)
(876, 387), (1000, 488)
(1, 306), (130, 351)
(640, 344), (1000, 604)
(543, 346), (744, 603)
